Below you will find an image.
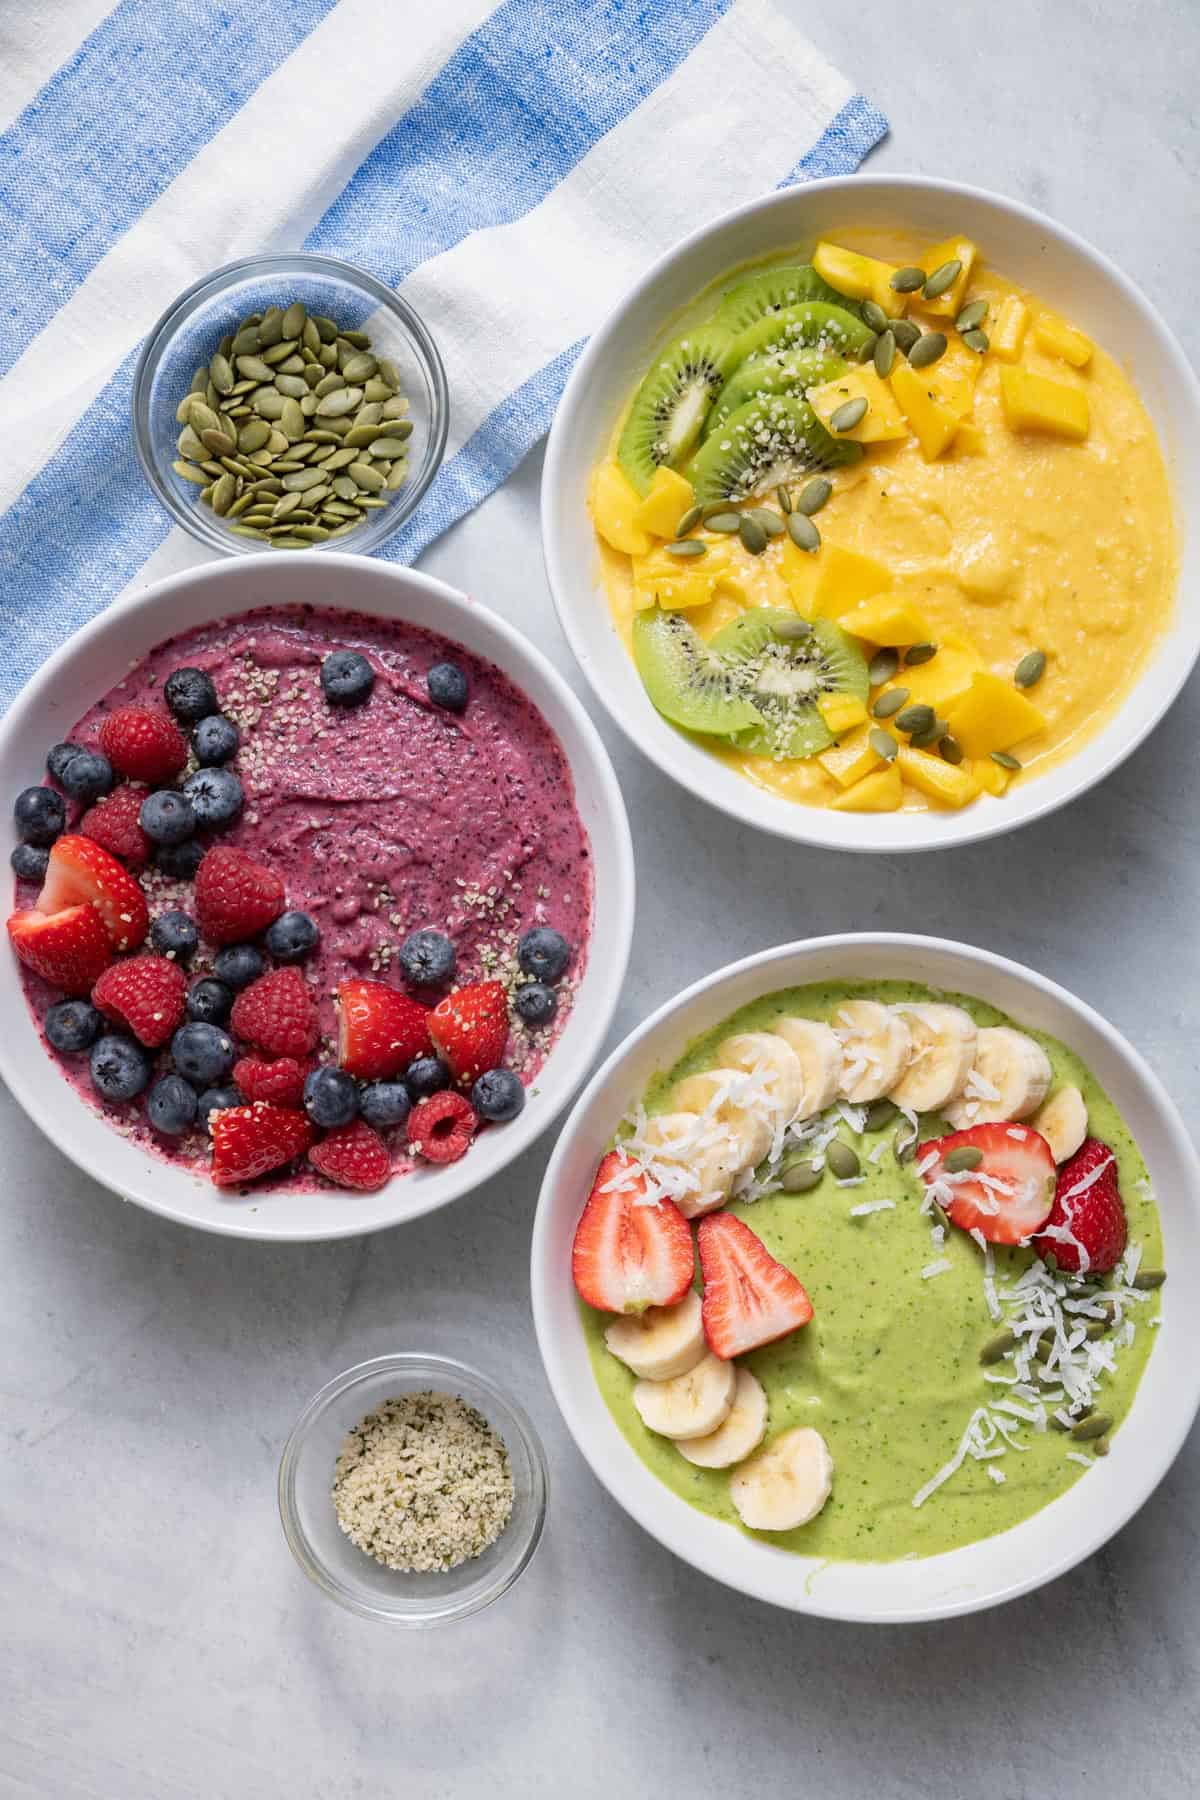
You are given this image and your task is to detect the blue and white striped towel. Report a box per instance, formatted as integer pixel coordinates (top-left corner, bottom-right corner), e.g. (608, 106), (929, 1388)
(0, 0), (885, 708)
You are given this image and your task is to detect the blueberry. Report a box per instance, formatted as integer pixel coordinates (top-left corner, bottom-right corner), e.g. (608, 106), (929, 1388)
(471, 1068), (525, 1123)
(303, 1065), (359, 1129)
(155, 839), (205, 881)
(398, 928), (456, 988)
(514, 981), (558, 1026)
(426, 661), (468, 713)
(265, 910), (320, 964)
(212, 943), (264, 990)
(359, 1080), (412, 1130)
(517, 926), (571, 984)
(197, 1084), (240, 1131)
(149, 909), (199, 963)
(14, 785), (66, 846)
(171, 1021), (235, 1086)
(11, 843), (49, 882)
(90, 1034), (152, 1102)
(164, 667), (219, 724)
(185, 978), (233, 1026)
(53, 746), (114, 804)
(47, 742), (83, 784)
(405, 1055), (451, 1100)
(183, 767), (243, 830)
(146, 1073), (198, 1136)
(140, 789), (196, 846)
(320, 650), (375, 707)
(45, 999), (103, 1054)
(191, 713), (240, 766)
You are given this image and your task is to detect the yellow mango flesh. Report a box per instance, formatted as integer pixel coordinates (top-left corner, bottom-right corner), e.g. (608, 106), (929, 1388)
(818, 724), (883, 789)
(817, 693), (868, 736)
(839, 593), (932, 647)
(918, 236), (977, 317)
(890, 360), (962, 460)
(591, 461), (653, 555)
(945, 671), (1047, 757)
(810, 545), (894, 619)
(633, 466), (695, 538)
(1032, 311), (1094, 368)
(809, 368), (908, 444)
(990, 294), (1030, 362)
(813, 240), (907, 317)
(973, 756), (1012, 796)
(830, 763), (903, 812)
(882, 632), (983, 712)
(999, 365), (1089, 440)
(632, 537), (736, 610)
(897, 744), (980, 808)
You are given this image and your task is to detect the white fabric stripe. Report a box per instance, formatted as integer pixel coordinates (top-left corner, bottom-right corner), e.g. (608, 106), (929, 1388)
(0, 0), (118, 134)
(0, 0), (494, 514)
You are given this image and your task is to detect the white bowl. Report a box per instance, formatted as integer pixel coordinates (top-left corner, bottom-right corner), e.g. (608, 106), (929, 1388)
(0, 553), (635, 1242)
(530, 934), (1200, 1622)
(541, 174), (1200, 853)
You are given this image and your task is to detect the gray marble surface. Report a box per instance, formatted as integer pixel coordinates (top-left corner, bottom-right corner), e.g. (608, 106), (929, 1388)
(3, 5), (1198, 1796)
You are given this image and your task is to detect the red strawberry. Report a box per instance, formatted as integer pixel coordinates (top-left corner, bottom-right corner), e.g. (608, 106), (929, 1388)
(233, 1055), (308, 1108)
(92, 954), (187, 1047)
(230, 967), (319, 1060)
(336, 978), (431, 1079)
(1033, 1137), (1127, 1274)
(97, 705), (187, 784)
(7, 904), (111, 995)
(211, 1102), (315, 1187)
(37, 834), (149, 952)
(428, 980), (508, 1083)
(309, 1119), (392, 1191)
(194, 846), (285, 945)
(697, 1211), (813, 1357)
(571, 1150), (694, 1314)
(920, 1121), (1056, 1246)
(78, 784), (151, 866)
(406, 1091), (478, 1164)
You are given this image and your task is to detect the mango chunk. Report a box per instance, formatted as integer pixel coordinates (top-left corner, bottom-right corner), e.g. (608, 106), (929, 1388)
(890, 360), (961, 461)
(973, 756), (1012, 796)
(998, 366), (1089, 440)
(884, 631), (983, 712)
(809, 367), (908, 444)
(817, 693), (868, 737)
(633, 466), (696, 538)
(897, 745), (980, 809)
(632, 539), (735, 611)
(813, 241), (907, 318)
(838, 593), (931, 647)
(810, 545), (894, 619)
(989, 295), (1030, 362)
(945, 671), (1047, 758)
(818, 723), (883, 789)
(929, 338), (982, 418)
(952, 420), (986, 454)
(917, 236), (977, 318)
(775, 535), (821, 612)
(831, 763), (903, 812)
(1032, 310), (1093, 369)
(591, 461), (653, 556)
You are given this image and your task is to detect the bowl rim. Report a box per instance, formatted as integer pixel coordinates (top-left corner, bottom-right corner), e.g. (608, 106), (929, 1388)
(530, 930), (1200, 1622)
(131, 249), (450, 558)
(0, 551), (635, 1241)
(277, 1351), (549, 1624)
(540, 171), (1200, 854)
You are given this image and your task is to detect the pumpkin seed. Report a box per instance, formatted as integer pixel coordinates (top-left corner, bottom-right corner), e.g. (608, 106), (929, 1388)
(300, 395), (318, 417)
(348, 461), (386, 492)
(210, 473), (236, 516)
(175, 392), (198, 425)
(773, 616), (813, 641)
(826, 1140), (860, 1180)
(227, 491), (258, 519)
(665, 539), (707, 558)
(332, 475), (360, 501)
(368, 437), (412, 461)
(891, 319), (921, 353)
(894, 1127), (917, 1164)
(896, 703), (935, 735)
(325, 449), (358, 472)
(862, 299), (889, 333)
(956, 300), (989, 333)
(357, 496), (388, 509)
(342, 352), (378, 383)
(856, 333), (878, 364)
(1093, 1437), (1111, 1457)
(341, 329), (371, 350)
(358, 377), (390, 404)
(257, 306), (285, 347)
(706, 511), (741, 533)
(747, 506), (785, 538)
(864, 1098), (898, 1131)
(780, 1159), (822, 1193)
(278, 300), (305, 340)
(908, 332), (948, 368)
(319, 344), (338, 369)
(253, 388), (286, 421)
(940, 735), (964, 765)
(890, 266), (927, 293)
(351, 401), (385, 429)
(279, 467), (327, 492)
(385, 461), (409, 490)
(676, 505), (703, 536)
(272, 493), (303, 520)
(910, 718), (947, 749)
(1014, 649), (1047, 688)
(943, 1145), (983, 1173)
(979, 1327), (1016, 1365)
(1132, 1268), (1167, 1290)
(316, 386), (363, 418)
(905, 642), (937, 665)
(1071, 1413), (1113, 1442)
(775, 484), (793, 514)
(231, 327), (260, 356)
(311, 315), (339, 344)
(273, 374), (308, 399)
(262, 339), (299, 366)
(313, 372), (346, 399)
(962, 329), (990, 354)
(190, 366), (209, 394)
(344, 423), (381, 449)
(382, 396), (409, 420)
(738, 515), (768, 555)
(923, 259), (962, 300)
(237, 419), (271, 454)
(787, 512), (821, 552)
(991, 751), (1022, 770)
(830, 396), (868, 433)
(291, 524), (331, 542)
(868, 649), (900, 686)
(872, 688), (908, 718)
(173, 459), (209, 484)
(235, 355), (273, 383)
(873, 330), (896, 379)
(795, 476), (832, 516)
(280, 398), (307, 442)
(200, 427), (235, 457)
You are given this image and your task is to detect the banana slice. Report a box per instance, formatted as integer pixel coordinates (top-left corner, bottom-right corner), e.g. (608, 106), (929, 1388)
(730, 1426), (835, 1531)
(772, 1017), (844, 1117)
(1032, 1084), (1089, 1164)
(635, 1111), (742, 1219)
(605, 1290), (707, 1381)
(889, 1003), (978, 1113)
(633, 1351), (737, 1441)
(944, 1026), (1053, 1128)
(676, 1367), (768, 1468)
(673, 1069), (773, 1170)
(716, 1032), (806, 1123)
(832, 1000), (912, 1104)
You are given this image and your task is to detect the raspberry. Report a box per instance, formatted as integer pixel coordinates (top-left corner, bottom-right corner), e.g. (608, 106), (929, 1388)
(406, 1090), (477, 1164)
(194, 846), (285, 945)
(309, 1119), (392, 1191)
(97, 706), (188, 784)
(233, 1055), (308, 1108)
(92, 954), (188, 1048)
(78, 784), (151, 866)
(230, 967), (319, 1060)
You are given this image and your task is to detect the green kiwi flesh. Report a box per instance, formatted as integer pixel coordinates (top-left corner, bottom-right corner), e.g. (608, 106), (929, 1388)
(714, 263), (864, 333)
(703, 349), (849, 440)
(685, 394), (862, 505)
(725, 301), (874, 373)
(617, 324), (738, 494)
(632, 608), (762, 736)
(709, 610), (869, 759)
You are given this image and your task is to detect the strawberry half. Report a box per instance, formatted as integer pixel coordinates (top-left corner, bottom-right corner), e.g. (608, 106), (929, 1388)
(571, 1150), (694, 1314)
(233, 1055), (309, 1109)
(194, 846), (286, 946)
(211, 1102), (315, 1187)
(98, 705), (188, 784)
(920, 1121), (1056, 1245)
(336, 978), (431, 1079)
(309, 1119), (392, 1192)
(37, 834), (149, 952)
(7, 904), (111, 995)
(230, 968), (319, 1060)
(697, 1211), (813, 1358)
(428, 980), (508, 1084)
(1032, 1137), (1127, 1273)
(92, 954), (187, 1047)
(79, 784), (151, 867)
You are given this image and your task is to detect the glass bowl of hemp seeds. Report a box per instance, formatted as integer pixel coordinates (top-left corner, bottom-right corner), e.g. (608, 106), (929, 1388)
(278, 1353), (548, 1624)
(132, 252), (448, 555)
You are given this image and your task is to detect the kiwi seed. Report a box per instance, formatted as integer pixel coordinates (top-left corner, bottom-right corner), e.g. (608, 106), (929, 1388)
(1132, 1268), (1167, 1290)
(943, 1145), (983, 1173)
(991, 750), (1022, 770)
(665, 539), (706, 558)
(891, 319), (921, 353)
(787, 512), (820, 553)
(872, 688), (908, 719)
(940, 735), (964, 765)
(905, 642), (938, 665)
(1014, 649), (1047, 688)
(923, 259), (962, 300)
(830, 397), (868, 433)
(1071, 1413), (1113, 1442)
(869, 728), (898, 762)
(862, 300), (889, 333)
(868, 649), (900, 686)
(738, 515), (768, 555)
(979, 1327), (1016, 1365)
(826, 1140), (860, 1180)
(962, 329), (990, 354)
(795, 476), (832, 516)
(873, 331), (896, 379)
(890, 266), (927, 293)
(908, 332), (948, 368)
(896, 704), (936, 735)
(775, 484), (793, 515)
(781, 1159), (822, 1193)
(956, 300), (989, 332)
(675, 505), (702, 536)
(864, 1098), (898, 1131)
(706, 511), (741, 533)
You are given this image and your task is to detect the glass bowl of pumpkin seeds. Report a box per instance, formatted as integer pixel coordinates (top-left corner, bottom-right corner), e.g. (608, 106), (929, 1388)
(133, 252), (449, 554)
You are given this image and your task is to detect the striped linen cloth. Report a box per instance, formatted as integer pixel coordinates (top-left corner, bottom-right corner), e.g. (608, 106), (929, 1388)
(0, 0), (886, 709)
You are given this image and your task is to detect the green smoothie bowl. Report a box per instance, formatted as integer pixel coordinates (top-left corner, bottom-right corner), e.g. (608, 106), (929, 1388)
(530, 934), (1200, 1622)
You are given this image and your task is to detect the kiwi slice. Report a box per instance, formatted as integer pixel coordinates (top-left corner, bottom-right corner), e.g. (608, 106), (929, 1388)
(725, 302), (874, 373)
(709, 610), (869, 759)
(617, 324), (738, 495)
(632, 607), (763, 736)
(685, 394), (862, 506)
(714, 263), (863, 333)
(703, 349), (848, 441)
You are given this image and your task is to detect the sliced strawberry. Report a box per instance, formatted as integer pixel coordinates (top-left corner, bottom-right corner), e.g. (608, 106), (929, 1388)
(97, 705), (188, 784)
(230, 967), (319, 1060)
(405, 1090), (477, 1164)
(92, 954), (187, 1048)
(309, 1119), (392, 1191)
(1032, 1137), (1127, 1273)
(571, 1150), (694, 1314)
(7, 904), (111, 995)
(210, 1102), (315, 1187)
(233, 1055), (308, 1109)
(697, 1211), (813, 1358)
(194, 846), (285, 945)
(37, 834), (149, 952)
(428, 980), (508, 1084)
(336, 978), (431, 1079)
(920, 1121), (1056, 1245)
(78, 784), (151, 867)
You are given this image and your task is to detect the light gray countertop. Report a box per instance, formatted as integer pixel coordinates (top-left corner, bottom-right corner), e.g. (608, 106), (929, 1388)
(3, 5), (1198, 1796)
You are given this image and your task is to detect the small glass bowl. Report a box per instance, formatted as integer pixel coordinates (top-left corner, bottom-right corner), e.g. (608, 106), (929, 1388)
(278, 1353), (548, 1625)
(132, 253), (448, 556)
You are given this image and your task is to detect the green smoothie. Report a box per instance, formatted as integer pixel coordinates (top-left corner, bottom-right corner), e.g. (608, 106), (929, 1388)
(581, 980), (1162, 1561)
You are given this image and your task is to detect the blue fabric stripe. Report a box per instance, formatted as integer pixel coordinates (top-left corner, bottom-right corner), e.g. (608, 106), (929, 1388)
(0, 0), (338, 381)
(782, 93), (889, 184)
